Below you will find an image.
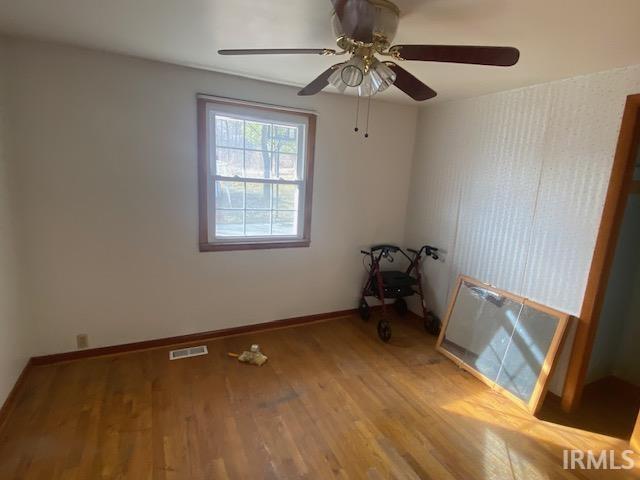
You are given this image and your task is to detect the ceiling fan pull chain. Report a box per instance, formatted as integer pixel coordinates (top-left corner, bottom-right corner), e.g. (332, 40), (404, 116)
(354, 93), (360, 132)
(364, 94), (372, 138)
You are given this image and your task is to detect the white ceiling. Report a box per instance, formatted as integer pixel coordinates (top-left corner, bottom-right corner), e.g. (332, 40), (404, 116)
(1, 0), (640, 104)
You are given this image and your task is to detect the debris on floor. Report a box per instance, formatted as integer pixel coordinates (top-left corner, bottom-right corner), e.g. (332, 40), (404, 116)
(228, 344), (268, 366)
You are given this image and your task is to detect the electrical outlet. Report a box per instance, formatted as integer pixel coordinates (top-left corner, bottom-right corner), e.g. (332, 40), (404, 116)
(76, 334), (89, 349)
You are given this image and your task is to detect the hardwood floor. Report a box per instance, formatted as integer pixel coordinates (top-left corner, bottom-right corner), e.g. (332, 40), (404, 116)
(539, 376), (640, 440)
(0, 314), (638, 479)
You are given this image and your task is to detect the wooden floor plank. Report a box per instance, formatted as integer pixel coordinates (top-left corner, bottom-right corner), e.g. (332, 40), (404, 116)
(0, 314), (638, 479)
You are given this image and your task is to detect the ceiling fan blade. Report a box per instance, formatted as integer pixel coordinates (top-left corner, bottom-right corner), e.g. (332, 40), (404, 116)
(218, 48), (335, 56)
(330, 0), (375, 43)
(385, 63), (437, 101)
(298, 63), (345, 96)
(390, 45), (520, 66)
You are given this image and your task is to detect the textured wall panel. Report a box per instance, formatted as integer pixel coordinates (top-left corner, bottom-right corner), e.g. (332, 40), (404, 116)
(405, 64), (640, 393)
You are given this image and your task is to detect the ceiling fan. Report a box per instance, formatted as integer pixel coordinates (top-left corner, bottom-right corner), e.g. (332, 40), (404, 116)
(218, 0), (520, 102)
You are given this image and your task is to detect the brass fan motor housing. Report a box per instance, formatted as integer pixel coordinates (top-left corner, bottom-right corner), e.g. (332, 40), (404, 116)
(332, 0), (400, 55)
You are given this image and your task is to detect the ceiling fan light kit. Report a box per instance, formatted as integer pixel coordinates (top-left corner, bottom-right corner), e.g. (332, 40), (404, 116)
(328, 56), (396, 97)
(218, 0), (520, 137)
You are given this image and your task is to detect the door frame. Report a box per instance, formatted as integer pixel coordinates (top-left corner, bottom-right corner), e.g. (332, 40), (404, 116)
(561, 94), (640, 412)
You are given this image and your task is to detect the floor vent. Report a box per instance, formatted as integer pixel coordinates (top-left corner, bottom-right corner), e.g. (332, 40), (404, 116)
(169, 345), (208, 360)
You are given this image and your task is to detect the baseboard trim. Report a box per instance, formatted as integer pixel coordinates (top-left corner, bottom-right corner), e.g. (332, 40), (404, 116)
(0, 359), (33, 431)
(30, 308), (359, 366)
(2, 307), (425, 431)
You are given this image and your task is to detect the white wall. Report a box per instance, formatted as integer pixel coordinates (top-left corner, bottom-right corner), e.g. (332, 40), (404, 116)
(3, 33), (638, 403)
(5, 38), (418, 356)
(0, 38), (30, 405)
(405, 64), (640, 394)
(616, 238), (640, 383)
(587, 194), (640, 385)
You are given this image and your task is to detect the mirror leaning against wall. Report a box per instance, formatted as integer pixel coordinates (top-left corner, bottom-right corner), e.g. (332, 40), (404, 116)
(437, 275), (570, 414)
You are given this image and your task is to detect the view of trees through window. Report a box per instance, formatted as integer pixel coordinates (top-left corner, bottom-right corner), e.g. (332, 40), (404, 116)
(212, 114), (304, 237)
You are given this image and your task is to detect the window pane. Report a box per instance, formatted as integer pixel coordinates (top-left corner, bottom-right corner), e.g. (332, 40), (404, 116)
(215, 181), (244, 209)
(215, 116), (244, 148)
(203, 104), (311, 245)
(215, 148), (243, 176)
(273, 184), (298, 210)
(272, 211), (297, 236)
(246, 210), (271, 236)
(245, 150), (273, 179)
(216, 210), (244, 237)
(275, 152), (298, 180)
(246, 183), (272, 210)
(245, 121), (272, 151)
(273, 125), (297, 154)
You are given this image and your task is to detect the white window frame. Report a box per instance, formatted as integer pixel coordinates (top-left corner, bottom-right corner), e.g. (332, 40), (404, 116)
(197, 95), (316, 252)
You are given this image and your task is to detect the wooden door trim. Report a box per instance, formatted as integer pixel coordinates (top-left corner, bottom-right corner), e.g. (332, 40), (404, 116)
(561, 94), (640, 412)
(631, 410), (640, 451)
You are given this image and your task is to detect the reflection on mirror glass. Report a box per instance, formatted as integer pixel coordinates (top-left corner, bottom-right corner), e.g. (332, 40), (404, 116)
(495, 307), (558, 402)
(442, 281), (522, 383)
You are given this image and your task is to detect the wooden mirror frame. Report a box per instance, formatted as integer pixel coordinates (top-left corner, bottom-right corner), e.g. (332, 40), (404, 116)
(436, 275), (571, 415)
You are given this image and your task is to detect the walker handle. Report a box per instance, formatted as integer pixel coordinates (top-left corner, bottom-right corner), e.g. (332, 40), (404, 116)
(408, 245), (440, 259)
(422, 245), (439, 260)
(371, 244), (400, 253)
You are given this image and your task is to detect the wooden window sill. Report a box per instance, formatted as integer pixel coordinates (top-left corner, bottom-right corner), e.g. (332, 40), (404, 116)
(199, 240), (310, 252)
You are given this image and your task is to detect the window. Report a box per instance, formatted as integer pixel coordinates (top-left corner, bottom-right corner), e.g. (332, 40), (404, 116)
(197, 96), (316, 251)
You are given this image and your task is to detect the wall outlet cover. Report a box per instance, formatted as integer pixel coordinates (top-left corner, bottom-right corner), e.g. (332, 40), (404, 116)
(76, 334), (89, 349)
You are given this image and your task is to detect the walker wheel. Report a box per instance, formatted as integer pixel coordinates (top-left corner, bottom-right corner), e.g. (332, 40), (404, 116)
(377, 319), (392, 342)
(424, 311), (441, 336)
(393, 298), (408, 316)
(358, 298), (370, 321)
